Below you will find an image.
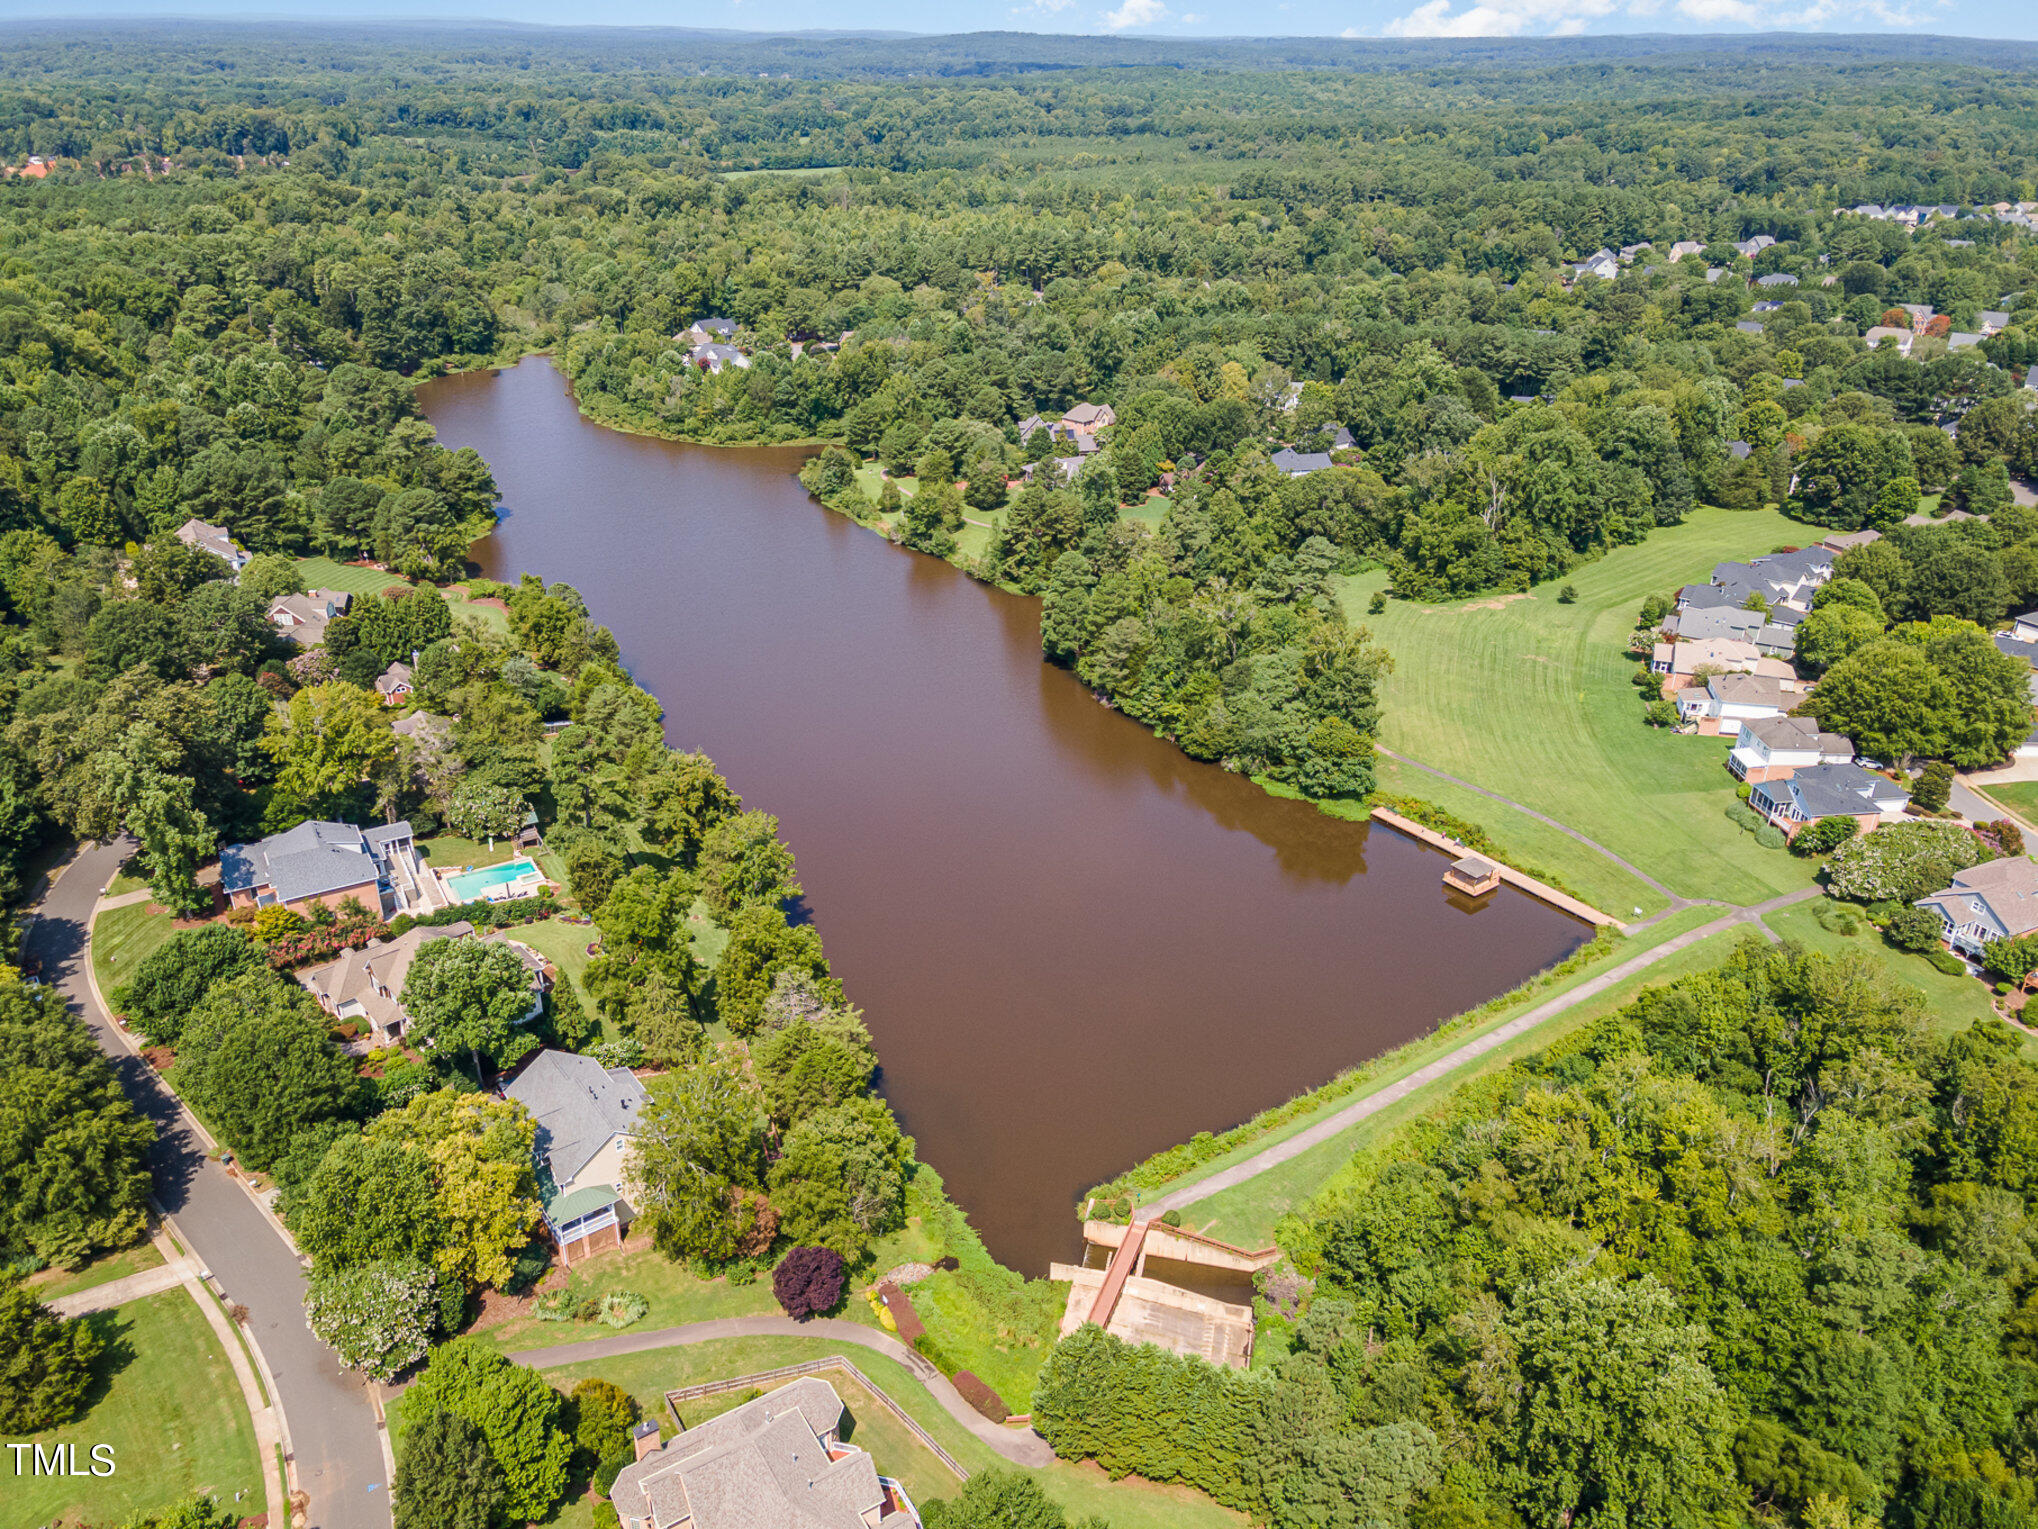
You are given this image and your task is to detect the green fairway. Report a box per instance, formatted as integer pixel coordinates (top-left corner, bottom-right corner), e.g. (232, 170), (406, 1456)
(1337, 506), (1822, 907)
(0, 1289), (264, 1528)
(90, 900), (180, 1001)
(294, 555), (416, 598)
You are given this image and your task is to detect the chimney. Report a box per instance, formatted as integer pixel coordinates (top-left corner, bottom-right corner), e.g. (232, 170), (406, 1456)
(632, 1419), (661, 1462)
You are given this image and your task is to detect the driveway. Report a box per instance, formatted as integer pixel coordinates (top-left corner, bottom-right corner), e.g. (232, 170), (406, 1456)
(26, 841), (393, 1529)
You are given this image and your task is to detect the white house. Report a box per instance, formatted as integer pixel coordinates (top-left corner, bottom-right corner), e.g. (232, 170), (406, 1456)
(1864, 326), (1915, 356)
(174, 517), (251, 574)
(1727, 715), (1855, 783)
(1676, 672), (1806, 736)
(1916, 857), (2038, 959)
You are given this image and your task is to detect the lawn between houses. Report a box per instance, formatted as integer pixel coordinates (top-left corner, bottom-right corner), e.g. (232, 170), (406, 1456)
(1335, 505), (1824, 911)
(0, 1289), (265, 1528)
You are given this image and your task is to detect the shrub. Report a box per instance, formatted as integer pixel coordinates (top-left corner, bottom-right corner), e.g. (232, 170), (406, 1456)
(1994, 818), (2026, 856)
(1643, 699), (1679, 728)
(592, 1503), (621, 1529)
(1794, 816), (1860, 856)
(533, 1287), (589, 1323)
(1367, 591), (1386, 614)
(568, 1377), (640, 1466)
(773, 1245), (847, 1320)
(1826, 821), (1984, 902)
(1726, 802), (1763, 833)
(1558, 584), (1578, 603)
(304, 1259), (438, 1381)
(598, 1291), (649, 1330)
(1160, 1209), (1182, 1227)
(1884, 905), (1946, 953)
(0, 1282), (103, 1432)
(1754, 825), (1787, 850)
(952, 1369), (1010, 1423)
(1927, 950), (1968, 976)
(1911, 761), (1954, 814)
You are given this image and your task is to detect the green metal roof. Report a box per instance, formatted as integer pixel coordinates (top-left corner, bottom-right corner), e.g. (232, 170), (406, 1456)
(546, 1183), (622, 1224)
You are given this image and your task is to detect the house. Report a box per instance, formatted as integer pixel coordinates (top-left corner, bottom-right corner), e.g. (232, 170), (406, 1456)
(1663, 606), (1796, 656)
(1864, 326), (1914, 356)
(1915, 857), (2038, 959)
(1675, 672), (1804, 736)
(1948, 333), (1983, 352)
(1270, 448), (1333, 477)
(1820, 529), (1883, 555)
(1277, 382), (1302, 413)
(1898, 303), (1935, 328)
(1016, 414), (1047, 443)
(1735, 235), (1778, 258)
(220, 819), (423, 917)
(1650, 638), (1791, 690)
(1979, 310), (2012, 336)
(1727, 715), (1855, 783)
(682, 318), (737, 345)
(1749, 762), (1909, 839)
(1726, 440), (1754, 460)
(689, 342), (749, 374)
(174, 517), (250, 574)
(1047, 420), (1099, 454)
(1704, 547), (1836, 612)
(1668, 240), (1705, 261)
(1735, 321), (1766, 336)
(1618, 242), (1653, 263)
(269, 589), (350, 646)
(297, 921), (546, 1043)
(391, 710), (452, 751)
(1062, 402), (1116, 431)
(1020, 458), (1079, 486)
(609, 1377), (920, 1529)
(505, 1048), (648, 1264)
(1755, 272), (1799, 288)
(1705, 268), (1731, 284)
(1309, 422), (1356, 450)
(1752, 301), (1785, 314)
(1568, 252), (1618, 282)
(374, 661), (414, 703)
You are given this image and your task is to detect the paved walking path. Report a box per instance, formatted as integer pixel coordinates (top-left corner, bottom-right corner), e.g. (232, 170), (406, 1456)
(48, 1257), (193, 1317)
(1143, 887), (1819, 1219)
(1376, 745), (1695, 909)
(30, 839), (391, 1529)
(507, 1316), (1057, 1468)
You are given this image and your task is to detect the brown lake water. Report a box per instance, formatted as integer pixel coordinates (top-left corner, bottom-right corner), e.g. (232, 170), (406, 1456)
(422, 356), (1589, 1273)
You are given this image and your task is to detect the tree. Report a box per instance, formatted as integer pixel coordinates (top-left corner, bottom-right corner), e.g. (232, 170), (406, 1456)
(1040, 551), (1096, 664)
(1911, 761), (1953, 812)
(1825, 820), (1984, 902)
(753, 1006), (879, 1126)
(1907, 619), (2032, 767)
(716, 906), (840, 1037)
(923, 1469), (1103, 1529)
(1498, 1270), (1734, 1529)
(772, 1245), (847, 1319)
(305, 1257), (439, 1380)
(0, 983), (155, 1268)
(394, 1407), (508, 1529)
(404, 1338), (572, 1524)
(1789, 423), (1913, 531)
(1885, 905), (1947, 953)
(639, 750), (740, 863)
(400, 937), (539, 1082)
(445, 780), (527, 843)
(1793, 605), (1884, 676)
(89, 725), (216, 916)
(263, 682), (396, 819)
(0, 1277), (103, 1432)
(1801, 640), (1950, 764)
(1794, 817), (1861, 857)
(366, 1090), (542, 1290)
(177, 970), (360, 1172)
(698, 810), (801, 917)
(85, 600), (185, 681)
(768, 1096), (914, 1261)
(239, 552), (306, 604)
(288, 1133), (445, 1271)
(632, 1059), (762, 1263)
(566, 1377), (641, 1469)
(119, 923), (266, 1046)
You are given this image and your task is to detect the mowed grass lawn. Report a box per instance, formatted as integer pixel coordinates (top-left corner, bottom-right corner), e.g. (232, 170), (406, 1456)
(294, 555), (415, 599)
(1337, 506), (1822, 908)
(1973, 778), (2038, 828)
(534, 1337), (1243, 1529)
(90, 900), (180, 1000)
(2, 1290), (264, 1528)
(25, 1239), (165, 1303)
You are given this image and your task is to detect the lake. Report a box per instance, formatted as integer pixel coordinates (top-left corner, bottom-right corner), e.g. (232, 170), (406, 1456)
(422, 356), (1589, 1273)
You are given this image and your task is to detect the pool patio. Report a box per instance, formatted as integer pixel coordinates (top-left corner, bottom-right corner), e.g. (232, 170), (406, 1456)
(437, 856), (550, 905)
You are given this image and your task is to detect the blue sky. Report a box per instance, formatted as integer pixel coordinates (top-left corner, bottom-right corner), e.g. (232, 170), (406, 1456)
(14, 1), (2037, 43)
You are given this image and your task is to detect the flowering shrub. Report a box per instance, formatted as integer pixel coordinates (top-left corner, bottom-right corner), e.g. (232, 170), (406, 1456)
(304, 1258), (438, 1379)
(264, 918), (391, 971)
(1825, 821), (1985, 902)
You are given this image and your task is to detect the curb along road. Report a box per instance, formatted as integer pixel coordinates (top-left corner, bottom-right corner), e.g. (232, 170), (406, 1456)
(27, 839), (393, 1529)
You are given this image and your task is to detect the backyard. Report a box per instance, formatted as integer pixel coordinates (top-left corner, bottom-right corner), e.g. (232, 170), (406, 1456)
(1335, 505), (1824, 911)
(0, 1290), (264, 1528)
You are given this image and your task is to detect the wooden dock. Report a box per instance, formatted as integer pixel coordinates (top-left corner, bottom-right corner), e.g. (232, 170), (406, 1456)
(1370, 807), (1623, 931)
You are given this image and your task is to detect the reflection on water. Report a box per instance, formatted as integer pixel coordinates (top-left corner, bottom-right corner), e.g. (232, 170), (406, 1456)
(424, 357), (1589, 1273)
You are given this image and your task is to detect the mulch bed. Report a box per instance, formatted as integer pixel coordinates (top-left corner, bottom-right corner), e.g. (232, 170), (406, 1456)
(142, 1045), (175, 1071)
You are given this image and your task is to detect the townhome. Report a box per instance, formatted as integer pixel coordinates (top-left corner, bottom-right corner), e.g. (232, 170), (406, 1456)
(1748, 762), (1910, 839)
(1675, 672), (1806, 736)
(1649, 638), (1793, 691)
(1916, 857), (2038, 959)
(1727, 715), (1855, 783)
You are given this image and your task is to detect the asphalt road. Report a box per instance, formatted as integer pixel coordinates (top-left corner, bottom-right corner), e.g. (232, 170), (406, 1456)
(26, 839), (393, 1529)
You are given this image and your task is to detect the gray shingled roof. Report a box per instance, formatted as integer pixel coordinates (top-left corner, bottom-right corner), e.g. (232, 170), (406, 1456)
(219, 819), (410, 901)
(1918, 857), (2038, 940)
(1270, 448), (1333, 474)
(504, 1048), (646, 1192)
(1759, 762), (1906, 819)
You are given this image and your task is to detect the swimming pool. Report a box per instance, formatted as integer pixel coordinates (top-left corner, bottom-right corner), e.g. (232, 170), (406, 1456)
(442, 857), (544, 903)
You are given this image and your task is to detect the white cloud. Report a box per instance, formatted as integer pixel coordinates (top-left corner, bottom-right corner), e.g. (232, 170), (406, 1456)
(1102, 0), (1168, 25)
(1009, 0), (1076, 12)
(1382, 0), (1616, 36)
(1180, 11), (1205, 20)
(1382, 0), (1924, 33)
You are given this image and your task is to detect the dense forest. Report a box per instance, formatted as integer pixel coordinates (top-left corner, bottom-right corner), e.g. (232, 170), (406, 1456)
(4, 25), (2038, 1527)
